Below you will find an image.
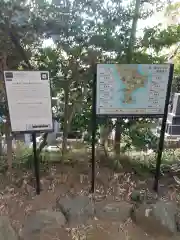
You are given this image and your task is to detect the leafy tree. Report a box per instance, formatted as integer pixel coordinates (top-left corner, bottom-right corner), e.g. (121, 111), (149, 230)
(29, 0), (135, 155)
(1, 0), (179, 164)
(165, 2), (180, 25)
(162, 2), (180, 92)
(32, 0), (179, 156)
(0, 0), (51, 167)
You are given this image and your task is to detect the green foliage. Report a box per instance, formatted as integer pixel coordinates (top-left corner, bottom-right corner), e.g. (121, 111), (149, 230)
(0, 0), (46, 68)
(70, 110), (92, 132)
(131, 149), (180, 175)
(108, 149), (180, 176)
(13, 142), (33, 169)
(1, 0), (180, 163)
(41, 150), (61, 162)
(171, 52), (180, 92)
(131, 190), (142, 202)
(142, 25), (180, 53)
(174, 54), (180, 75)
(128, 122), (158, 151)
(31, 48), (63, 96)
(12, 142), (61, 168)
(165, 2), (180, 22)
(28, 0), (179, 143)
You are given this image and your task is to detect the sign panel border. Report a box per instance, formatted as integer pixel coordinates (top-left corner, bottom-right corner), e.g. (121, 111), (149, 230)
(96, 63), (172, 117)
(3, 70), (54, 134)
(91, 63), (174, 194)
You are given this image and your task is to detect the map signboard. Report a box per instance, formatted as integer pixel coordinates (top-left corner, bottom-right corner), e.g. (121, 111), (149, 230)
(4, 71), (53, 133)
(96, 64), (171, 116)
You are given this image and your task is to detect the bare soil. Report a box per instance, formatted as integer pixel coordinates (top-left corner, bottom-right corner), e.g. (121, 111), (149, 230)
(0, 162), (179, 240)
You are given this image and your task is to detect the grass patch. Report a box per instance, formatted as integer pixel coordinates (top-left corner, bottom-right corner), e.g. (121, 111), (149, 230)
(1, 141), (179, 177)
(100, 149), (180, 177)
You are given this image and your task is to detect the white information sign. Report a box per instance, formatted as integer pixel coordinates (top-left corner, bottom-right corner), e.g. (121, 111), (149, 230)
(4, 71), (53, 132)
(96, 64), (171, 116)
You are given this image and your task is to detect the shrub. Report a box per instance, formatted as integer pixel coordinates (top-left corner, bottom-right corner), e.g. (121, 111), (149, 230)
(13, 141), (33, 168)
(109, 149), (180, 175)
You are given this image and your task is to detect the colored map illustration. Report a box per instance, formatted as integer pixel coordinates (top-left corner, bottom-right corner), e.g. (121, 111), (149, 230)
(115, 64), (148, 104)
(97, 63), (170, 115)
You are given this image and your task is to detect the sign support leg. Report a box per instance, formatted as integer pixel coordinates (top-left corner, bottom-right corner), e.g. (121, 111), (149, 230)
(91, 67), (97, 193)
(153, 64), (174, 192)
(32, 132), (40, 195)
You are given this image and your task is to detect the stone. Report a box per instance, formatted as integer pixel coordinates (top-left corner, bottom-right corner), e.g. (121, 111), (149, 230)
(131, 200), (178, 237)
(95, 201), (132, 222)
(35, 227), (72, 240)
(22, 210), (66, 239)
(73, 219), (154, 240)
(165, 93), (180, 136)
(0, 216), (18, 240)
(56, 196), (94, 226)
(172, 93), (180, 115)
(130, 189), (158, 204)
(47, 132), (57, 145)
(175, 210), (180, 232)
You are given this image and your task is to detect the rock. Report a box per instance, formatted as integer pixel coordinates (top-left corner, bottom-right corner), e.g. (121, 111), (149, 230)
(22, 210), (66, 239)
(131, 200), (178, 236)
(95, 201), (132, 222)
(0, 216), (18, 240)
(56, 196), (94, 226)
(130, 189), (158, 204)
(175, 210), (180, 232)
(73, 219), (154, 240)
(35, 227), (72, 240)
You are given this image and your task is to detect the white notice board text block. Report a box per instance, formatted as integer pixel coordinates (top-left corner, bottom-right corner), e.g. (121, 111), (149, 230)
(4, 71), (53, 132)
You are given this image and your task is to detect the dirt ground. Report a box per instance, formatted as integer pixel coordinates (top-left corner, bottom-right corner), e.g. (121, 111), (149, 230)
(0, 162), (179, 240)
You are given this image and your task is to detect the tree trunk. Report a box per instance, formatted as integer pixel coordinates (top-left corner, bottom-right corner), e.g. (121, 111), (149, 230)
(62, 88), (69, 157)
(114, 119), (121, 155)
(99, 125), (105, 145)
(114, 0), (141, 155)
(127, 0), (141, 63)
(5, 124), (12, 169)
(0, 134), (3, 156)
(114, 0), (141, 156)
(0, 53), (13, 170)
(61, 84), (88, 154)
(99, 124), (109, 157)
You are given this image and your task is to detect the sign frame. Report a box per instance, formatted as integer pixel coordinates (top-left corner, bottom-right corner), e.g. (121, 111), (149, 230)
(3, 70), (54, 134)
(90, 63), (174, 194)
(96, 63), (172, 118)
(3, 70), (54, 195)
